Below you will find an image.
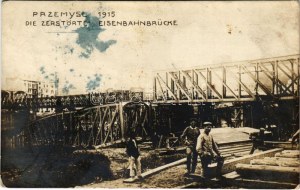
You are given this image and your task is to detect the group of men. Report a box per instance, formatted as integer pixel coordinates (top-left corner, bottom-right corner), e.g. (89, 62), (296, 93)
(125, 120), (224, 180)
(181, 120), (224, 179)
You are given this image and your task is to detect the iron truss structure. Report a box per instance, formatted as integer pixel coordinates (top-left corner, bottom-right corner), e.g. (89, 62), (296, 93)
(1, 90), (144, 111)
(24, 102), (151, 148)
(2, 54), (299, 148)
(153, 55), (299, 103)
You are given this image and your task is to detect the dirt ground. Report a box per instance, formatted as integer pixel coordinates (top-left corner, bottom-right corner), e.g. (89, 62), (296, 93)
(79, 164), (198, 188)
(1, 145), (186, 188)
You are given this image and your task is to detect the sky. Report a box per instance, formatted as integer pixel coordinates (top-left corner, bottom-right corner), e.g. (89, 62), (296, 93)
(2, 1), (299, 95)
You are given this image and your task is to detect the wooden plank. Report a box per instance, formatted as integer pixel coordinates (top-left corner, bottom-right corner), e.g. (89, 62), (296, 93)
(123, 158), (186, 183)
(93, 139), (124, 149)
(236, 163), (300, 173)
(227, 177), (298, 189)
(282, 150), (300, 154)
(207, 148), (283, 177)
(232, 150), (252, 157)
(264, 141), (297, 149)
(236, 163), (299, 183)
(275, 152), (300, 158)
(219, 143), (252, 150)
(176, 182), (199, 189)
(220, 146), (252, 154)
(218, 139), (252, 146)
(250, 158), (300, 167)
(222, 150), (251, 158)
(124, 146), (281, 183)
(222, 171), (240, 179)
(221, 148), (252, 157)
(264, 156), (300, 161)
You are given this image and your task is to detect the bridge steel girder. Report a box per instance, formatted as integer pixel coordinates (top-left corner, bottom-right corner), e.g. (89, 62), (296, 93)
(153, 54), (299, 103)
(1, 90), (143, 111)
(25, 102), (151, 148)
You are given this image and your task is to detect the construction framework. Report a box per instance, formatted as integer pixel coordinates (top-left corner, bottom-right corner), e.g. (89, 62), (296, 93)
(2, 54), (299, 148)
(153, 55), (299, 103)
(25, 102), (150, 147)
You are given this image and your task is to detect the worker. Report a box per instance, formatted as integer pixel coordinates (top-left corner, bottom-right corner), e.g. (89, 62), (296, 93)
(249, 128), (265, 154)
(181, 119), (201, 175)
(196, 122), (224, 179)
(126, 133), (142, 180)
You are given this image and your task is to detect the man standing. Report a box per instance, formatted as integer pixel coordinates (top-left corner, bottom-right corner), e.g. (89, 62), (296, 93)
(181, 120), (201, 175)
(196, 122), (224, 179)
(126, 133), (142, 180)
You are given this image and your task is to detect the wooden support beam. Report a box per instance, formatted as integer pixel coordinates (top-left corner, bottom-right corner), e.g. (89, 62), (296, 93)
(259, 64), (293, 94)
(275, 151), (300, 158)
(176, 182), (199, 189)
(277, 63), (293, 79)
(156, 76), (167, 101)
(219, 143), (252, 151)
(194, 69), (222, 99)
(123, 158), (186, 183)
(94, 139), (124, 149)
(227, 68), (255, 98)
(210, 69), (238, 99)
(156, 73), (178, 100)
(241, 64), (274, 97)
(236, 163), (300, 183)
(180, 71), (207, 100)
(264, 156), (300, 162)
(250, 158), (300, 167)
(282, 150), (300, 154)
(219, 145), (252, 153)
(223, 172), (298, 189)
(168, 72), (192, 100)
(220, 148), (252, 156)
(208, 148), (283, 177)
(264, 141), (297, 149)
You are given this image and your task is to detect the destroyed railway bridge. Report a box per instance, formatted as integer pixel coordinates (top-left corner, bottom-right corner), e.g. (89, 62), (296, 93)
(1, 54), (299, 149)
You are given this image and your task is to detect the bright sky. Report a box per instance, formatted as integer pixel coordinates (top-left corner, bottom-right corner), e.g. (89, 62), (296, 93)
(2, 1), (299, 95)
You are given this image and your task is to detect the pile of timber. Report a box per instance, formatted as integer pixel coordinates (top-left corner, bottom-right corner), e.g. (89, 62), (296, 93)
(218, 141), (252, 157)
(224, 150), (299, 189)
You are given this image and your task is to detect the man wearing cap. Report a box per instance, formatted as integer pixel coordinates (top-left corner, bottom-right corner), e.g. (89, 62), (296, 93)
(196, 122), (224, 179)
(181, 120), (201, 175)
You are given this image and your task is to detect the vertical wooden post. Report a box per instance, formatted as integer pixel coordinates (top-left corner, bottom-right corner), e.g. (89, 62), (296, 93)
(119, 103), (125, 141)
(275, 61), (279, 94)
(291, 59), (295, 95)
(153, 77), (157, 102)
(223, 66), (226, 98)
(238, 65), (241, 98)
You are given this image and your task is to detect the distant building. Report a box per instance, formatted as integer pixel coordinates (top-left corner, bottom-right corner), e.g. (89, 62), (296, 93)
(3, 78), (57, 98)
(23, 80), (56, 98)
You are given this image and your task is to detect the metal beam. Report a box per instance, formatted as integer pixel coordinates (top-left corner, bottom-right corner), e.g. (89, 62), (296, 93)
(240, 64), (273, 97)
(194, 69), (222, 99)
(167, 72), (192, 101)
(180, 71), (207, 100)
(156, 74), (178, 101)
(210, 68), (238, 100)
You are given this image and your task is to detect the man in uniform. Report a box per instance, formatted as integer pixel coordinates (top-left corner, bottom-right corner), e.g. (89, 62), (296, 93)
(181, 119), (201, 175)
(196, 122), (224, 179)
